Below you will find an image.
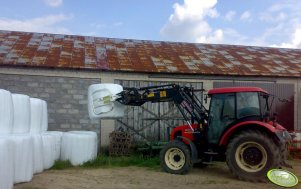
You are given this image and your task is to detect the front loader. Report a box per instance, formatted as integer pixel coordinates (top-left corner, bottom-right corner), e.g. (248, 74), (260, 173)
(88, 83), (292, 181)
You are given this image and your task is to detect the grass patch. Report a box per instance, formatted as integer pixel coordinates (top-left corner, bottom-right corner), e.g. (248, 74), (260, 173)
(51, 160), (73, 170)
(82, 154), (160, 170)
(48, 155), (160, 170)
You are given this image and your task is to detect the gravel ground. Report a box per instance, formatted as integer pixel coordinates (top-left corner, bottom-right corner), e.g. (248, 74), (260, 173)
(14, 159), (301, 189)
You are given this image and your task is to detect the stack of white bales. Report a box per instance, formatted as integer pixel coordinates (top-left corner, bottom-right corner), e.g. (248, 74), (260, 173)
(0, 89), (16, 189)
(0, 90), (58, 188)
(11, 94), (34, 183)
(0, 89), (98, 189)
(0, 136), (14, 189)
(29, 98), (60, 171)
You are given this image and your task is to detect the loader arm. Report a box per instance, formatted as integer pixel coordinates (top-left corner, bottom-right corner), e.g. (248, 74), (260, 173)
(115, 84), (208, 129)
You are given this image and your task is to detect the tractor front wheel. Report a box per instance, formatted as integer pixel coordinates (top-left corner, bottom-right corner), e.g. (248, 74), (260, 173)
(226, 130), (280, 182)
(160, 140), (192, 174)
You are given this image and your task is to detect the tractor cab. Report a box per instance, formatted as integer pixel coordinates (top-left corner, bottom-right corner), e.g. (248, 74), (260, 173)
(207, 87), (269, 144)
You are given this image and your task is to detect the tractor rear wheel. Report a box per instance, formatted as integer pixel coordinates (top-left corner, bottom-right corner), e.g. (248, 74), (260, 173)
(226, 130), (280, 182)
(160, 140), (192, 174)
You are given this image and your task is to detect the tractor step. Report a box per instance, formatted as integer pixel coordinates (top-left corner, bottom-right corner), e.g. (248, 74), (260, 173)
(201, 161), (224, 165)
(201, 161), (213, 165)
(204, 151), (219, 155)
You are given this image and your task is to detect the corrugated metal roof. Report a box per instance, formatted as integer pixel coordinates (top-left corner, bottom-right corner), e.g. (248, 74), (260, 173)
(1, 30), (301, 77)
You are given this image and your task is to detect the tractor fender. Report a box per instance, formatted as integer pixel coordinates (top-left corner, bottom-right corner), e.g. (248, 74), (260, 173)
(219, 121), (276, 146)
(176, 136), (198, 164)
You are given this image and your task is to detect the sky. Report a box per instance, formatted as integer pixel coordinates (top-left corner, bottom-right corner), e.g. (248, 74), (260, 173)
(0, 0), (301, 48)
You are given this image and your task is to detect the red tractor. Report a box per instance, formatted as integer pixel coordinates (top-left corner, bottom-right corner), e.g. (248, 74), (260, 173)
(106, 84), (292, 181)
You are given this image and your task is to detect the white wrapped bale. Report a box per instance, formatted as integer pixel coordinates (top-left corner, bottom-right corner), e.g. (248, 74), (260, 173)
(68, 131), (98, 157)
(61, 131), (98, 166)
(41, 100), (48, 132)
(46, 131), (63, 160)
(88, 84), (125, 119)
(0, 137), (14, 189)
(29, 98), (43, 134)
(31, 134), (44, 174)
(42, 133), (56, 169)
(0, 89), (14, 134)
(60, 133), (71, 161)
(10, 134), (34, 183)
(12, 94), (31, 134)
(69, 131), (97, 135)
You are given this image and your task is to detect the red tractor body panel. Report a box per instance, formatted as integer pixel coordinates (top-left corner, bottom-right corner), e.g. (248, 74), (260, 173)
(208, 87), (268, 95)
(170, 124), (199, 142)
(170, 121), (287, 147)
(218, 121), (286, 146)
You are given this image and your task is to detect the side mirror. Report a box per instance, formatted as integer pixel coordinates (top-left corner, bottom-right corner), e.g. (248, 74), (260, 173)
(204, 95), (208, 104)
(272, 112), (278, 121)
(264, 111), (270, 122)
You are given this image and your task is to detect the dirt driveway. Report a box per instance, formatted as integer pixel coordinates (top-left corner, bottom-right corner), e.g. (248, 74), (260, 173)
(14, 160), (301, 189)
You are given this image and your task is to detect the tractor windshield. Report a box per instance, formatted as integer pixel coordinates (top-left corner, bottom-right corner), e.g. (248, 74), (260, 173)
(236, 92), (260, 119)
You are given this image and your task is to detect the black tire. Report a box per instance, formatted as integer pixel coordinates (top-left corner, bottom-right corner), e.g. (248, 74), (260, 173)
(226, 130), (280, 182)
(160, 140), (192, 174)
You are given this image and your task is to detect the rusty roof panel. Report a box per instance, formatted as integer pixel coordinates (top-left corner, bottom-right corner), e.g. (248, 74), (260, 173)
(0, 30), (301, 77)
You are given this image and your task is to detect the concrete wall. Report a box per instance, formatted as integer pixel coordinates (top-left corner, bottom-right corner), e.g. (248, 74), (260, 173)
(0, 72), (101, 135)
(0, 67), (300, 147)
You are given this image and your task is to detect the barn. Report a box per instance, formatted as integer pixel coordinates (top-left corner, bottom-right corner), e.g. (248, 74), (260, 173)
(0, 30), (300, 147)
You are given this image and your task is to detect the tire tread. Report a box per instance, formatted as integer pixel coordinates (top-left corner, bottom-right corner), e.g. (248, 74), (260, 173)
(226, 130), (280, 182)
(160, 140), (192, 174)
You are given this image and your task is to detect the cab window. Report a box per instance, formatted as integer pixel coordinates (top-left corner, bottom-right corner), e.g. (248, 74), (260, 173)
(236, 92), (260, 119)
(208, 93), (235, 143)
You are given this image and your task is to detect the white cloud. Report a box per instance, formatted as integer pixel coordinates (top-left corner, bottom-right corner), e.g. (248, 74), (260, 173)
(225, 10), (236, 21)
(43, 0), (63, 7)
(160, 0), (222, 43)
(271, 28), (301, 48)
(0, 14), (72, 34)
(260, 12), (287, 23)
(240, 11), (251, 21)
(90, 22), (123, 29)
(257, 0), (301, 48)
(205, 29), (224, 43)
(160, 0), (301, 48)
(171, 0), (219, 20)
(222, 28), (249, 44)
